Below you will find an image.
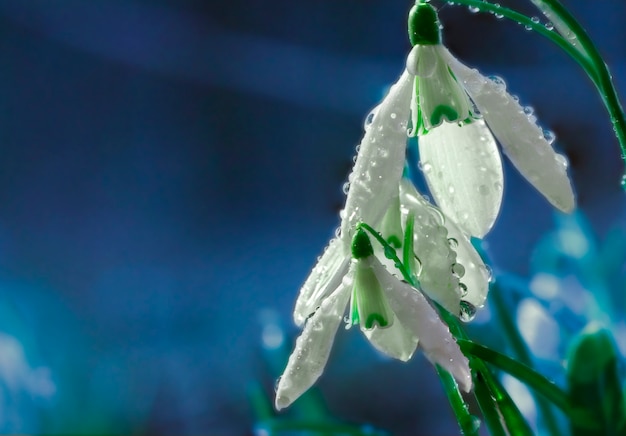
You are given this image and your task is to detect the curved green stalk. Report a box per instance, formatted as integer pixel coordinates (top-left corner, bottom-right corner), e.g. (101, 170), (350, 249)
(459, 341), (601, 430)
(439, 0), (626, 187)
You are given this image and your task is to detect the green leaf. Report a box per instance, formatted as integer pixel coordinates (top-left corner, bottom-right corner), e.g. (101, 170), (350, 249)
(567, 323), (626, 435)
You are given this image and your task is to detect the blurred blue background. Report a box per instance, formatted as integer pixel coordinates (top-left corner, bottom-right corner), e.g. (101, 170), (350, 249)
(0, 0), (624, 434)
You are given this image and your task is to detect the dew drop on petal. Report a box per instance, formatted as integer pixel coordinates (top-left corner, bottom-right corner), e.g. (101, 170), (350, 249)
(447, 237), (458, 248)
(342, 182), (350, 194)
(364, 111), (376, 129)
(390, 112), (397, 120)
(418, 161), (432, 173)
(488, 75), (506, 91)
(523, 106), (534, 116)
(414, 256), (423, 276)
(274, 376), (282, 393)
(484, 264), (494, 283)
(459, 282), (468, 297)
(451, 263), (466, 278)
(459, 300), (477, 322)
(543, 129), (556, 144)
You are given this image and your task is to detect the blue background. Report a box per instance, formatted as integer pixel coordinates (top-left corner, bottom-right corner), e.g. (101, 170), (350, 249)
(0, 0), (624, 434)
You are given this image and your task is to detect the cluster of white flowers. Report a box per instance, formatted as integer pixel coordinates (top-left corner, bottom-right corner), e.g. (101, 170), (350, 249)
(275, 1), (575, 410)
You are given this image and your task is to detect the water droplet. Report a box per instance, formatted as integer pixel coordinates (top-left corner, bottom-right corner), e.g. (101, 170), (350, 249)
(355, 144), (361, 153)
(334, 227), (342, 238)
(384, 245), (396, 260)
(494, 182), (503, 191)
(545, 22), (554, 31)
(459, 300), (477, 322)
(489, 75), (506, 91)
(523, 106), (534, 116)
(364, 111), (375, 129)
(460, 415), (481, 433)
(370, 137), (376, 144)
(621, 174), (626, 189)
(478, 184), (489, 195)
(448, 185), (455, 195)
(468, 6), (480, 13)
(447, 237), (458, 248)
(524, 24), (532, 31)
(413, 255), (423, 276)
(390, 112), (397, 119)
(543, 129), (556, 144)
(493, 4), (503, 19)
(452, 263), (466, 278)
(485, 264), (494, 282)
(531, 16), (540, 24)
(459, 282), (468, 297)
(274, 376), (282, 392)
(342, 182), (350, 194)
(418, 161), (433, 173)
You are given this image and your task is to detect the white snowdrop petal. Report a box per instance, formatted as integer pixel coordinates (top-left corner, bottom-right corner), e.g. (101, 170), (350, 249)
(373, 262), (472, 392)
(275, 281), (352, 410)
(293, 238), (349, 327)
(419, 119), (503, 238)
(361, 256), (419, 361)
(444, 49), (575, 213)
(364, 316), (418, 362)
(442, 217), (490, 310)
(399, 179), (461, 314)
(341, 70), (413, 245)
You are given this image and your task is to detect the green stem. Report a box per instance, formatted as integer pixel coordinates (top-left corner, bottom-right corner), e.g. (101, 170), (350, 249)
(459, 341), (600, 429)
(437, 365), (481, 436)
(440, 0), (626, 187)
(531, 0), (626, 185)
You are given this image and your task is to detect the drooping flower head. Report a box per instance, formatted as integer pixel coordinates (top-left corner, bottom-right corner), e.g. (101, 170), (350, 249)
(406, 1), (576, 238)
(275, 228), (472, 411)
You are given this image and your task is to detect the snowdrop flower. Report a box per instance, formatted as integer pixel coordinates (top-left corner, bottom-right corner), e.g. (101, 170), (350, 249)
(406, 2), (575, 238)
(376, 177), (492, 318)
(275, 228), (471, 410)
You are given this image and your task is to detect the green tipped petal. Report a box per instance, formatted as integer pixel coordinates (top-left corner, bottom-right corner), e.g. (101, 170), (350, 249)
(407, 45), (474, 136)
(352, 259), (394, 330)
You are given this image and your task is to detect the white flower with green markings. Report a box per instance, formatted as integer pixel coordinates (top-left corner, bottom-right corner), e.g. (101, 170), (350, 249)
(407, 2), (575, 238)
(275, 228), (471, 411)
